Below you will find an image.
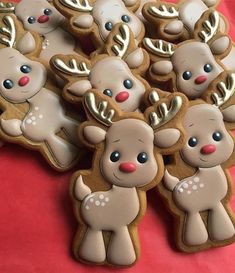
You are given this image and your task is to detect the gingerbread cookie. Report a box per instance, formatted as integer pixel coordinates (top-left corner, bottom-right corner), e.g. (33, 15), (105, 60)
(14, 0), (84, 65)
(53, 0), (145, 48)
(143, 11), (233, 99)
(70, 89), (188, 266)
(0, 13), (83, 171)
(160, 97), (235, 252)
(50, 23), (150, 112)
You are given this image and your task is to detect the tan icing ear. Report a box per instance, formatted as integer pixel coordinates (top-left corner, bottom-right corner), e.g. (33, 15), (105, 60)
(83, 126), (106, 144)
(125, 48), (143, 68)
(203, 0), (218, 7)
(151, 60), (173, 75)
(222, 106), (235, 123)
(67, 80), (92, 96)
(210, 36), (230, 55)
(164, 20), (184, 35)
(17, 32), (36, 54)
(154, 128), (180, 148)
(122, 0), (138, 6)
(73, 14), (94, 28)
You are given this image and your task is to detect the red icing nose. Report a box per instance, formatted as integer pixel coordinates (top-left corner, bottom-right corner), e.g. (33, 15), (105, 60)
(115, 91), (129, 103)
(18, 76), (30, 86)
(119, 162), (136, 173)
(195, 75), (207, 85)
(200, 144), (216, 155)
(38, 15), (49, 23)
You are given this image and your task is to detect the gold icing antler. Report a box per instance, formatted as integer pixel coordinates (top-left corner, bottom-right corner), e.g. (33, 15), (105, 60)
(53, 58), (90, 76)
(198, 11), (220, 43)
(85, 92), (115, 126)
(149, 4), (179, 19)
(149, 96), (183, 129)
(59, 0), (92, 12)
(0, 15), (16, 48)
(143, 38), (174, 57)
(111, 24), (130, 58)
(0, 2), (15, 13)
(212, 73), (235, 107)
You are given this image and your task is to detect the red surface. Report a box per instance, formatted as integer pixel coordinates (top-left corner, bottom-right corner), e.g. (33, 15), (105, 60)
(1, 1), (235, 273)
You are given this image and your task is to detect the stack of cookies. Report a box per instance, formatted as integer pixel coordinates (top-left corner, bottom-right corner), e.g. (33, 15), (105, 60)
(0, 0), (235, 267)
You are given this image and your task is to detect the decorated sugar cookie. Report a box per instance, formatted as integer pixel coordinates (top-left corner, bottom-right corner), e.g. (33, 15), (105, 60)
(50, 23), (150, 112)
(70, 89), (188, 266)
(160, 90), (235, 252)
(53, 0), (145, 48)
(143, 11), (234, 99)
(14, 0), (83, 64)
(0, 14), (83, 171)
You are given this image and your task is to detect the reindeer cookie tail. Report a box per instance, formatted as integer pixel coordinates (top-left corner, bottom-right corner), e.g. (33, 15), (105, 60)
(74, 175), (91, 201)
(0, 119), (23, 137)
(163, 170), (179, 191)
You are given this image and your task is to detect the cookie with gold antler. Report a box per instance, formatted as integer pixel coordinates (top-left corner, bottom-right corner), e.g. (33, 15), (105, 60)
(70, 89), (188, 266)
(0, 13), (84, 171)
(143, 11), (235, 100)
(50, 23), (151, 112)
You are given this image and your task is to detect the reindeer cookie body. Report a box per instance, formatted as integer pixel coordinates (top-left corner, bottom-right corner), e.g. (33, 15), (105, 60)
(71, 90), (187, 266)
(51, 24), (150, 112)
(54, 0), (144, 47)
(144, 11), (232, 99)
(164, 103), (235, 250)
(15, 0), (79, 63)
(0, 47), (80, 170)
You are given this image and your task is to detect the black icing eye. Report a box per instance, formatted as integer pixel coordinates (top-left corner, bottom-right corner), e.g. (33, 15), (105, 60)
(123, 79), (133, 89)
(204, 64), (213, 73)
(44, 8), (52, 15)
(137, 152), (148, 164)
(3, 79), (14, 89)
(28, 16), (36, 24)
(121, 15), (130, 23)
(212, 131), (223, 141)
(110, 151), (121, 162)
(20, 65), (32, 74)
(105, 22), (113, 31)
(188, 137), (198, 147)
(103, 89), (113, 97)
(183, 71), (192, 80)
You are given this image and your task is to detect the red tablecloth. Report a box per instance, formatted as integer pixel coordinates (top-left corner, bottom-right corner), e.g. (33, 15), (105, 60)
(0, 1), (235, 272)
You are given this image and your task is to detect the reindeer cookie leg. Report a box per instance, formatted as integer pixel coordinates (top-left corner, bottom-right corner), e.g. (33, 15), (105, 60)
(208, 202), (235, 241)
(46, 134), (78, 167)
(62, 117), (80, 145)
(79, 228), (106, 263)
(107, 226), (136, 266)
(184, 212), (208, 245)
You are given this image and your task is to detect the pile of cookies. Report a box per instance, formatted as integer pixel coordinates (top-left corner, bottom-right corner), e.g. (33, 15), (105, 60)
(0, 0), (235, 267)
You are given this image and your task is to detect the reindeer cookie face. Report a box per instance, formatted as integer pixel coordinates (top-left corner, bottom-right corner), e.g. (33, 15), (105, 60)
(0, 48), (47, 103)
(143, 11), (231, 99)
(70, 90), (187, 266)
(15, 0), (64, 35)
(51, 23), (150, 112)
(162, 99), (235, 252)
(54, 0), (144, 47)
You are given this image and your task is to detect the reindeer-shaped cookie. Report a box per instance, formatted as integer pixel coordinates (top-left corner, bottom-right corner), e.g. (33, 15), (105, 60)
(53, 0), (144, 47)
(143, 11), (233, 99)
(161, 75), (235, 252)
(14, 0), (83, 64)
(50, 23), (150, 112)
(142, 0), (226, 41)
(70, 90), (187, 266)
(0, 14), (82, 171)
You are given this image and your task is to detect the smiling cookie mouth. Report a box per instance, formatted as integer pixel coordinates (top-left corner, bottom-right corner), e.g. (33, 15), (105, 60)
(199, 157), (208, 162)
(113, 172), (121, 180)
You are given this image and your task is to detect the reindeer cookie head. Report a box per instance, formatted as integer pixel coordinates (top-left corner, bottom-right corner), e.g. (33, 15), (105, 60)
(0, 48), (47, 103)
(80, 90), (187, 188)
(143, 11), (231, 99)
(51, 23), (150, 111)
(181, 104), (234, 168)
(15, 0), (64, 35)
(54, 0), (144, 45)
